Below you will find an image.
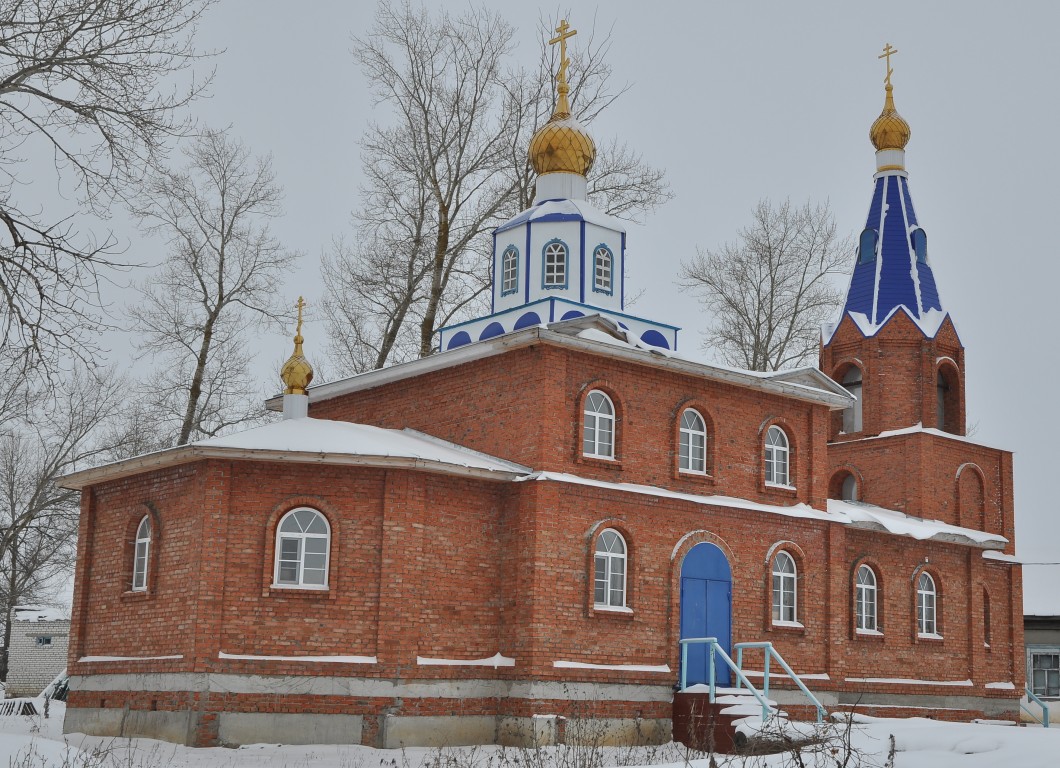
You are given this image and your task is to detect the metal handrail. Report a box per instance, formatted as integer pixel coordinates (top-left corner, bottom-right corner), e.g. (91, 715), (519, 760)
(678, 637), (776, 722)
(1024, 685), (1051, 728)
(732, 641), (826, 724)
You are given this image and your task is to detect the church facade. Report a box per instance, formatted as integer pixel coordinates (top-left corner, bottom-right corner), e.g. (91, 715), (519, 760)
(60, 35), (1023, 748)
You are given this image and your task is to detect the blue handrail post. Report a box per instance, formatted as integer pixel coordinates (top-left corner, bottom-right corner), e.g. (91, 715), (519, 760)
(1026, 685), (1051, 728)
(735, 646), (744, 691)
(763, 648), (771, 702)
(708, 642), (716, 702)
(680, 641), (688, 691)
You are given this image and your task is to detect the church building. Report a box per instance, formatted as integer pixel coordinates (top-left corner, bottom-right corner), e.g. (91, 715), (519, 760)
(60, 31), (1023, 748)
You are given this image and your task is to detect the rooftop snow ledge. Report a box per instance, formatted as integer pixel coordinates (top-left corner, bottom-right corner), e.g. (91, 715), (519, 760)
(219, 652), (377, 664)
(553, 660), (670, 673)
(417, 653), (514, 668)
(983, 551), (1020, 563)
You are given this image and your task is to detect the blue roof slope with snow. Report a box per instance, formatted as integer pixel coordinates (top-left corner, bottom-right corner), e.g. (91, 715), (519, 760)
(842, 174), (943, 327)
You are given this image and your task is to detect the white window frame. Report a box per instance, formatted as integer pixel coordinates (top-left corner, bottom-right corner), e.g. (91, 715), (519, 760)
(917, 572), (938, 636)
(594, 528), (627, 609)
(772, 551), (797, 624)
(1030, 649), (1060, 699)
(593, 245), (613, 294)
(273, 508), (331, 590)
(765, 426), (791, 487)
(583, 390), (615, 459)
(856, 565), (878, 632)
(132, 515), (151, 592)
(501, 245), (519, 295)
(679, 409), (707, 474)
(543, 240), (567, 288)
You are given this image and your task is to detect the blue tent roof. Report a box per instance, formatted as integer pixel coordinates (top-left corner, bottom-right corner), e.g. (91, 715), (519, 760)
(842, 174), (943, 329)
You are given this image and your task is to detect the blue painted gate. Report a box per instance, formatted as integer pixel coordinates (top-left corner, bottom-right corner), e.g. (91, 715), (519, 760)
(679, 542), (733, 686)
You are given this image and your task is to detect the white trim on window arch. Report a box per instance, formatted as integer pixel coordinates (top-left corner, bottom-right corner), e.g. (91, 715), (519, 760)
(771, 550), (797, 624)
(500, 245), (519, 296)
(765, 425), (791, 487)
(592, 244), (613, 294)
(273, 508), (331, 589)
(856, 564), (878, 632)
(917, 571), (939, 637)
(132, 515), (151, 592)
(583, 389), (615, 459)
(679, 408), (707, 474)
(594, 528), (627, 609)
(542, 239), (568, 289)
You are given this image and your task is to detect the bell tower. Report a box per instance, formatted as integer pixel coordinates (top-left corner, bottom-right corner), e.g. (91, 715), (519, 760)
(821, 45), (965, 439)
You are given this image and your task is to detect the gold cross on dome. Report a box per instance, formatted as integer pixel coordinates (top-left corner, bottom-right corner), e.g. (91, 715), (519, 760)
(295, 296), (306, 336)
(549, 19), (577, 86)
(878, 43), (898, 87)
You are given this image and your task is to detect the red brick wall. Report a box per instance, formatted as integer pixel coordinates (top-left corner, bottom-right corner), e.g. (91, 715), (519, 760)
(311, 342), (833, 509)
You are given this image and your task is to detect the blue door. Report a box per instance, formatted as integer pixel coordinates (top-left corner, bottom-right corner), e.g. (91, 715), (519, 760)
(680, 543), (732, 686)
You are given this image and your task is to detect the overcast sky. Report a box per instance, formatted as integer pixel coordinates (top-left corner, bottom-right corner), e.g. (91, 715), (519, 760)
(93, 1), (1060, 568)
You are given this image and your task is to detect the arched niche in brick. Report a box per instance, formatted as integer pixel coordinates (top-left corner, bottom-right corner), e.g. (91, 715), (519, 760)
(831, 359), (865, 438)
(956, 463), (986, 531)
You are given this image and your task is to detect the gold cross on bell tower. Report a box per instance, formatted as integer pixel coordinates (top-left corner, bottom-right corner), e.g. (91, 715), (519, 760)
(295, 295), (306, 337)
(878, 43), (898, 87)
(549, 19), (577, 87)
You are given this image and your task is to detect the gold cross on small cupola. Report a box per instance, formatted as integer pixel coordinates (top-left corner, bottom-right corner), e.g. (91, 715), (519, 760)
(549, 19), (577, 89)
(280, 295), (314, 396)
(879, 43), (898, 87)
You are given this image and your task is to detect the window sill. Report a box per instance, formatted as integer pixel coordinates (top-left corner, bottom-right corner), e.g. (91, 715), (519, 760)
(120, 590), (153, 602)
(856, 629), (885, 642)
(763, 483), (798, 499)
(266, 584), (332, 599)
(592, 604), (634, 620)
(917, 632), (944, 643)
(677, 469), (716, 485)
(577, 454), (623, 471)
(770, 620), (805, 635)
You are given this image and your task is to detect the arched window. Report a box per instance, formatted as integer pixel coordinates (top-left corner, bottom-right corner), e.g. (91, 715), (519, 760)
(917, 572), (937, 636)
(856, 565), (877, 631)
(274, 508), (331, 588)
(593, 245), (613, 293)
(501, 245), (519, 295)
(841, 367), (863, 433)
(583, 390), (615, 459)
(772, 551), (797, 623)
(936, 365), (959, 434)
(543, 240), (567, 288)
(858, 229), (878, 264)
(936, 372), (948, 431)
(679, 409), (707, 474)
(911, 228), (928, 264)
(765, 426), (790, 487)
(842, 474), (858, 501)
(594, 528), (627, 608)
(132, 516), (151, 592)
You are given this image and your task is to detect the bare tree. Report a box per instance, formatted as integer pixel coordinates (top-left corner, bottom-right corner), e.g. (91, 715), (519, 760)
(322, 3), (672, 376)
(0, 366), (123, 679)
(0, 0), (214, 375)
(681, 199), (852, 371)
(129, 129), (295, 446)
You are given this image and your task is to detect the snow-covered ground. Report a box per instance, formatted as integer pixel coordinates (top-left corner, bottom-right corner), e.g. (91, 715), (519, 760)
(0, 701), (1058, 767)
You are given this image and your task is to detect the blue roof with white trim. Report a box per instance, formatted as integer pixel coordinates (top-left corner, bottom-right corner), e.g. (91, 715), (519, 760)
(842, 173), (944, 330)
(494, 198), (627, 235)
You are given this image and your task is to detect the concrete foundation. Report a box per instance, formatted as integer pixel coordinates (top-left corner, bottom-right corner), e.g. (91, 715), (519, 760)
(64, 707), (194, 745)
(218, 712), (363, 746)
(383, 715), (498, 748)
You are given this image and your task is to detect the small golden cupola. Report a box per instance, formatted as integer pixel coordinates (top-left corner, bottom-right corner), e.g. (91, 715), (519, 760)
(528, 19), (596, 178)
(280, 296), (314, 397)
(869, 44), (911, 172)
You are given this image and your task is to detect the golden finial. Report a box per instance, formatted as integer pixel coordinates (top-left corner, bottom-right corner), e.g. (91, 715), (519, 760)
(869, 43), (911, 157)
(528, 18), (596, 177)
(280, 296), (314, 396)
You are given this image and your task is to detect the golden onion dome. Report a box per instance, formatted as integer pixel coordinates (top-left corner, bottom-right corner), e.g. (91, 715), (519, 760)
(869, 83), (911, 152)
(280, 297), (314, 396)
(529, 19), (596, 177)
(529, 86), (596, 176)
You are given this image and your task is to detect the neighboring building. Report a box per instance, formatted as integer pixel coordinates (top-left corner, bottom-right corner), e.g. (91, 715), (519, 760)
(1023, 564), (1060, 711)
(59, 35), (1023, 748)
(6, 606), (70, 698)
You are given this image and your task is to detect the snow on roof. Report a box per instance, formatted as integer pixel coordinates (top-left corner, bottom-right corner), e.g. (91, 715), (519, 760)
(13, 606), (68, 623)
(521, 472), (1006, 549)
(853, 422), (1007, 452)
(60, 418), (530, 490)
(827, 499), (1007, 548)
(1023, 564), (1060, 616)
(494, 198), (627, 235)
